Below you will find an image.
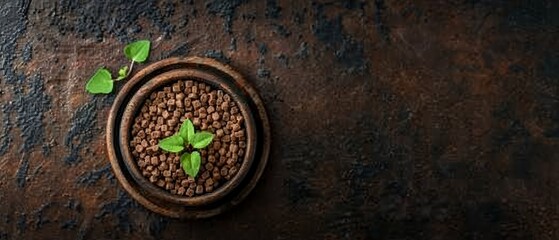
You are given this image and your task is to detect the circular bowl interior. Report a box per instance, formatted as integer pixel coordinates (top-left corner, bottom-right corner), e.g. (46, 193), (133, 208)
(106, 57), (271, 218)
(119, 68), (258, 207)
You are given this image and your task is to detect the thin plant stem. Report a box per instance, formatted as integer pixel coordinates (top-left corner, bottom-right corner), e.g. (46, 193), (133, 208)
(114, 60), (135, 81)
(128, 60), (135, 77)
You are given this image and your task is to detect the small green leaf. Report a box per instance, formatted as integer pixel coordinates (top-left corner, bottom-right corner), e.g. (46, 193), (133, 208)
(180, 151), (201, 178)
(116, 66), (128, 81)
(86, 68), (113, 94)
(124, 40), (151, 63)
(179, 119), (195, 144)
(191, 132), (214, 149)
(158, 134), (184, 153)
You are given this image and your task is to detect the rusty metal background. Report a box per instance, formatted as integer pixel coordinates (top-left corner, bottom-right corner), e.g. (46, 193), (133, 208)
(0, 0), (558, 239)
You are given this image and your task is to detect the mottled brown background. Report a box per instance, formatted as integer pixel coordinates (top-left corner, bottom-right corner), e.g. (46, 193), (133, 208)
(0, 0), (558, 239)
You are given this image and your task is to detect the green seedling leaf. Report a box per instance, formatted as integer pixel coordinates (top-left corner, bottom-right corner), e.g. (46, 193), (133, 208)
(86, 68), (113, 94)
(179, 119), (195, 144)
(116, 66), (128, 81)
(124, 40), (151, 63)
(180, 151), (201, 178)
(158, 134), (184, 153)
(191, 131), (214, 149)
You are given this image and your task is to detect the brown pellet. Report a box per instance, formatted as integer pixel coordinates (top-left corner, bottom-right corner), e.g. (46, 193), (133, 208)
(200, 94), (208, 103)
(186, 188), (194, 197)
(212, 170), (221, 180)
(172, 84), (181, 93)
(168, 118), (177, 127)
(221, 167), (228, 176)
(150, 157), (159, 165)
(208, 155), (216, 163)
(149, 175), (157, 183)
(158, 162), (168, 171)
(196, 185), (203, 194)
(173, 110), (181, 118)
(151, 131), (161, 139)
(157, 180), (165, 187)
(167, 99), (175, 106)
(219, 148), (226, 156)
(148, 106), (157, 113)
(192, 117), (201, 126)
(175, 169), (184, 177)
(205, 178), (214, 186)
(229, 166), (238, 175)
(192, 100), (202, 109)
(162, 110), (170, 119)
(199, 111), (207, 119)
(211, 112), (220, 121)
(216, 129), (224, 137)
(227, 158), (236, 166)
(201, 171), (210, 180)
(234, 131), (244, 138)
(138, 160), (146, 168)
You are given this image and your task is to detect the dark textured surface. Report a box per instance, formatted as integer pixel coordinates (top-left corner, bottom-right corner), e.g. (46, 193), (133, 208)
(0, 0), (558, 239)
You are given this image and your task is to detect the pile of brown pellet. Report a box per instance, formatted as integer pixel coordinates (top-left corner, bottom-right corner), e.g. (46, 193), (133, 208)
(130, 80), (246, 197)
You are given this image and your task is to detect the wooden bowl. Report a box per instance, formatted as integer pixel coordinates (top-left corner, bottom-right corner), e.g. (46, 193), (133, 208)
(106, 57), (271, 218)
(120, 68), (258, 206)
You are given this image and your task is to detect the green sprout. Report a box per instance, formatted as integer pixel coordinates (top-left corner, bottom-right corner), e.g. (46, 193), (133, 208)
(158, 119), (214, 178)
(86, 40), (151, 94)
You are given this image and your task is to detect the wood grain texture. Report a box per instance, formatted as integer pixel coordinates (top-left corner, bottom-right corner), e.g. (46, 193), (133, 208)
(0, 0), (558, 239)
